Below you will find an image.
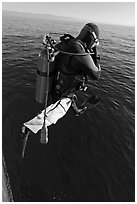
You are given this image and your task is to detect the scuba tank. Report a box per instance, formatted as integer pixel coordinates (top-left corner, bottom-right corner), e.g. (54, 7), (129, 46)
(36, 49), (55, 103)
(36, 34), (56, 104)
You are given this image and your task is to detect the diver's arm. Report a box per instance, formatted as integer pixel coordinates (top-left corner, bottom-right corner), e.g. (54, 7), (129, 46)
(73, 54), (101, 80)
(97, 64), (101, 79)
(87, 56), (101, 80)
(72, 43), (101, 80)
(89, 46), (101, 79)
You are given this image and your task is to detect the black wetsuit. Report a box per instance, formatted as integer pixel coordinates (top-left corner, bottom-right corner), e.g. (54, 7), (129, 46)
(51, 37), (100, 109)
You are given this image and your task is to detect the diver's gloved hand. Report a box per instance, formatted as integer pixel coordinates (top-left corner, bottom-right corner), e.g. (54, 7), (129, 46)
(91, 46), (100, 67)
(91, 46), (97, 62)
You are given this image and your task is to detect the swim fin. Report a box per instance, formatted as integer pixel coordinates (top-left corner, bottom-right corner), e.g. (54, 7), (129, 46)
(74, 95), (100, 116)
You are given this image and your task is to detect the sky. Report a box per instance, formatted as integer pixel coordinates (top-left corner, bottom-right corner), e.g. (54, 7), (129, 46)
(2, 2), (135, 26)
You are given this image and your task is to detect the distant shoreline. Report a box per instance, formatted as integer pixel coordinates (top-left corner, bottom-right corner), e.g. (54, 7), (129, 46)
(2, 10), (83, 23)
(2, 10), (135, 28)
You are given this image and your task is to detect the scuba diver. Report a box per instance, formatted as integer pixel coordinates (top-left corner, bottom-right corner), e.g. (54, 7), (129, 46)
(52, 22), (101, 115)
(21, 22), (101, 149)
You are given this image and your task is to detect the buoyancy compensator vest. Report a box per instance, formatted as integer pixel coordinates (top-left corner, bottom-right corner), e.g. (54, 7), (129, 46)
(53, 34), (97, 96)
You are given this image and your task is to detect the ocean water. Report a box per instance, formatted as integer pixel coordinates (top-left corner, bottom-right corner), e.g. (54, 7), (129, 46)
(2, 15), (135, 201)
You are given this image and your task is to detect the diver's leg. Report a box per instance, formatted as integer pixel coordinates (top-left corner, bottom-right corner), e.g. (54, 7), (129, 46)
(71, 101), (87, 116)
(71, 101), (82, 113)
(80, 93), (100, 108)
(72, 94), (100, 116)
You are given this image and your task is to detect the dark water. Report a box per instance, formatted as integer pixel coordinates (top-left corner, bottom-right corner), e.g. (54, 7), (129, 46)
(2, 15), (135, 202)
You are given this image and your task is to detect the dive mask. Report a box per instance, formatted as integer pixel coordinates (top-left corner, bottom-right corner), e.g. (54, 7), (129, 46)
(83, 24), (99, 48)
(90, 31), (99, 48)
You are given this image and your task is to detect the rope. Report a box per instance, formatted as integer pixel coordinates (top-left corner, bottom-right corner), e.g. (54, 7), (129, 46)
(40, 48), (50, 144)
(57, 49), (94, 56)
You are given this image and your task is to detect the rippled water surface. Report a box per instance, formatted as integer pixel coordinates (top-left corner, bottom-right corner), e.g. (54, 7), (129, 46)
(2, 15), (135, 201)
